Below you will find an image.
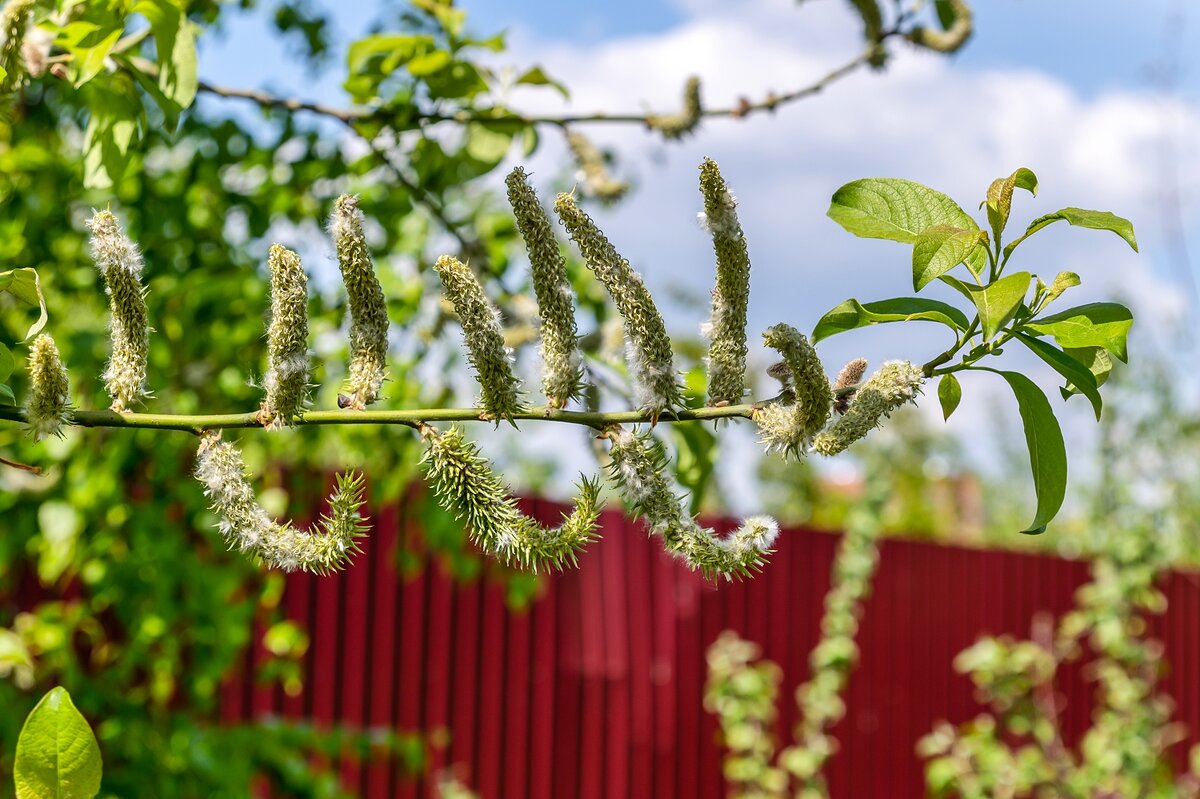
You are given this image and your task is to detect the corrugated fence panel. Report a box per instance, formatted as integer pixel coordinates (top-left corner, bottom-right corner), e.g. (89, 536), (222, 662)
(219, 503), (1200, 798)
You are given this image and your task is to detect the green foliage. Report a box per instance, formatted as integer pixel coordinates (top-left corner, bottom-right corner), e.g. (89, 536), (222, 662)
(14, 687), (101, 799)
(819, 169), (1136, 533)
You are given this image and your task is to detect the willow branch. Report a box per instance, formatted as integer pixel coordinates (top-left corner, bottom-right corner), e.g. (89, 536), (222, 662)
(0, 403), (758, 435)
(180, 39), (889, 131)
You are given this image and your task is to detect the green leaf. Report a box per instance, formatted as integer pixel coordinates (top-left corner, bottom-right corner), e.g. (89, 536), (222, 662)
(976, 369), (1067, 534)
(937, 373), (961, 421)
(912, 224), (987, 290)
(0, 383), (15, 406)
(134, 0), (199, 115)
(1041, 271), (1080, 307)
(0, 268), (48, 340)
(933, 0), (958, 29)
(1015, 332), (1102, 420)
(943, 271), (1031, 340)
(81, 76), (142, 191)
(1061, 346), (1113, 396)
(14, 687), (103, 799)
(1024, 302), (1133, 363)
(515, 65), (569, 98)
(1004, 207), (1138, 261)
(463, 122), (512, 167)
(811, 297), (969, 344)
(827, 177), (987, 275)
(0, 342), (13, 383)
(984, 167), (1037, 242)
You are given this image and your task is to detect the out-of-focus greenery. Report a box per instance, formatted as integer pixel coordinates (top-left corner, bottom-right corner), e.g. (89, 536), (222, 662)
(918, 358), (1200, 798)
(0, 0), (582, 793)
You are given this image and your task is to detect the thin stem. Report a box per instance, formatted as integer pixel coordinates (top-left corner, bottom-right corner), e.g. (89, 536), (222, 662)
(921, 316), (980, 376)
(0, 403), (759, 435)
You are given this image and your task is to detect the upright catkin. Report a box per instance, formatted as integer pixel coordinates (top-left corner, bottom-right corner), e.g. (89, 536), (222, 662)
(434, 255), (525, 422)
(259, 244), (311, 428)
(330, 195), (389, 409)
(24, 333), (70, 440)
(698, 158), (751, 406)
(555, 193), (682, 419)
(88, 210), (150, 412)
(506, 168), (584, 409)
(194, 433), (368, 574)
(832, 357), (868, 414)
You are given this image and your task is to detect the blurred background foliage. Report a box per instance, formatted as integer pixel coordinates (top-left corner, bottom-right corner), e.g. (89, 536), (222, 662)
(0, 0), (1193, 795)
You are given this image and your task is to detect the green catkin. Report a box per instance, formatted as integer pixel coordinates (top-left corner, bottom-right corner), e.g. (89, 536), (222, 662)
(194, 433), (368, 574)
(906, 0), (973, 53)
(259, 244), (311, 428)
(24, 333), (70, 440)
(813, 360), (924, 456)
(505, 168), (584, 410)
(754, 324), (833, 458)
(433, 255), (525, 423)
(0, 0), (34, 101)
(605, 427), (778, 580)
(565, 132), (629, 203)
(832, 357), (868, 414)
(420, 425), (601, 571)
(88, 210), (150, 412)
(698, 158), (751, 407)
(330, 195), (389, 410)
(647, 75), (702, 140)
(554, 193), (682, 420)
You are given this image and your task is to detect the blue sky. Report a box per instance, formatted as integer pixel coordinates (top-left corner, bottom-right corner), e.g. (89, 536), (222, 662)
(199, 1), (1200, 508)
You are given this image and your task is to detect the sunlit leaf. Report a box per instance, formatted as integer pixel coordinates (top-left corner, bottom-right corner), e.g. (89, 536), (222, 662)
(14, 687), (103, 799)
(1004, 207), (1138, 261)
(811, 297), (969, 344)
(937, 373), (961, 421)
(1015, 332), (1101, 420)
(912, 224), (987, 289)
(1025, 302), (1133, 363)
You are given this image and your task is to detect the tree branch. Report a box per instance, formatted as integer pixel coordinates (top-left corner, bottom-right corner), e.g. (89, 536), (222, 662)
(0, 403), (758, 436)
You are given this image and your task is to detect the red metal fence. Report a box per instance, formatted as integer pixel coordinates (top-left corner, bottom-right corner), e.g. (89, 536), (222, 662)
(220, 497), (1200, 798)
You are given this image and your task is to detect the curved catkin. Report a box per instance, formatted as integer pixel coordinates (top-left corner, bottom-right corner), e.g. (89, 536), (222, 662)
(434, 255), (525, 423)
(754, 324), (833, 457)
(420, 425), (601, 571)
(565, 132), (629, 203)
(88, 210), (150, 412)
(25, 333), (70, 440)
(259, 244), (311, 427)
(194, 433), (368, 574)
(647, 75), (702, 140)
(554, 193), (682, 419)
(505, 167), (584, 410)
(0, 0), (34, 100)
(906, 0), (973, 53)
(813, 360), (924, 456)
(698, 158), (750, 406)
(605, 427), (777, 579)
(330, 195), (389, 409)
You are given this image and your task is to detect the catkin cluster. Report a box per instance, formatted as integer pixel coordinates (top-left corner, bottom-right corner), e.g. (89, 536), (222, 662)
(506, 168), (583, 409)
(88, 210), (150, 412)
(24, 333), (70, 440)
(195, 433), (367, 574)
(605, 427), (778, 579)
(259, 244), (311, 427)
(565, 132), (629, 204)
(813, 360), (924, 456)
(434, 255), (525, 423)
(330, 195), (389, 410)
(420, 424), (601, 571)
(555, 192), (682, 419)
(699, 158), (751, 407)
(647, 76), (702, 140)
